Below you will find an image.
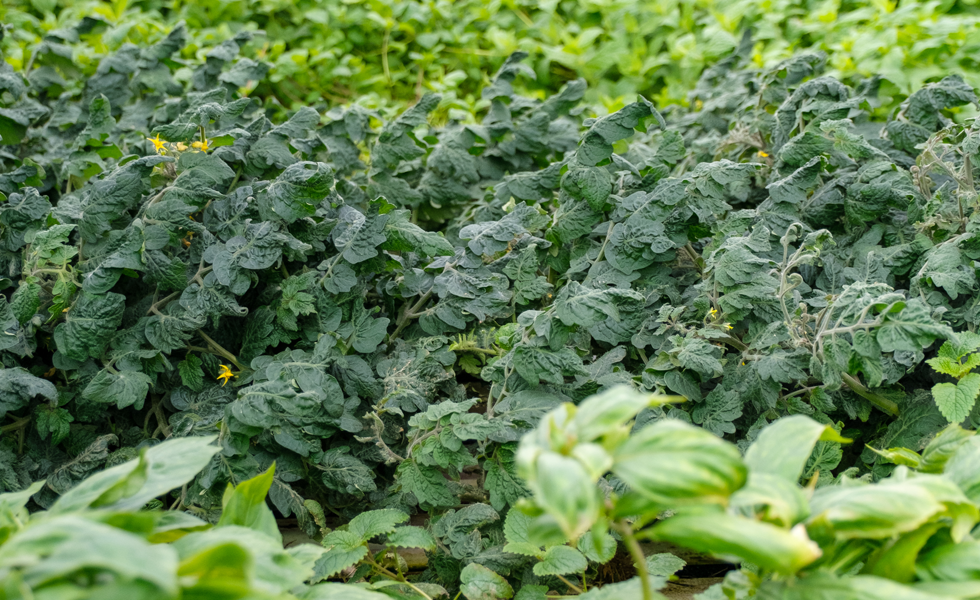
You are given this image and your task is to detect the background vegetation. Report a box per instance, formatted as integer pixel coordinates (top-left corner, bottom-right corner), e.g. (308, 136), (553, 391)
(4, 0), (980, 114)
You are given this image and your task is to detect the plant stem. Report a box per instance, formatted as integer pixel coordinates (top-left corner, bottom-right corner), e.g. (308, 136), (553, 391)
(842, 373), (899, 416)
(357, 412), (405, 463)
(226, 167), (242, 194)
(389, 291), (432, 341)
(196, 330), (243, 370)
(0, 415), (31, 434)
(366, 557), (433, 600)
(614, 520), (652, 600)
(556, 574), (583, 594)
(147, 291), (181, 315)
(683, 242), (705, 274)
(381, 28), (392, 83)
(152, 395), (171, 438)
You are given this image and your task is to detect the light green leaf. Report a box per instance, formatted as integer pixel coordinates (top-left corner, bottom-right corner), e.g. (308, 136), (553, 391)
(744, 415), (850, 483)
(312, 530), (369, 581)
(348, 509), (409, 542)
(52, 435), (218, 513)
(579, 528), (617, 564)
(611, 420), (746, 512)
(386, 526), (436, 551)
(216, 464), (282, 543)
(932, 373), (980, 424)
(533, 545), (588, 576)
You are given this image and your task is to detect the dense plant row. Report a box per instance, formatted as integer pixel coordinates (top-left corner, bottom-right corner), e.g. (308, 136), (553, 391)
(4, 0), (980, 112)
(3, 17), (980, 599)
(7, 387), (980, 599)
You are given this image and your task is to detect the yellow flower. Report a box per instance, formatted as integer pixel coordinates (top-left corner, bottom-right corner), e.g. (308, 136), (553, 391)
(176, 142), (188, 151)
(724, 323), (733, 330)
(708, 308), (718, 316)
(217, 364), (237, 386)
(191, 139), (210, 152)
(147, 135), (167, 154)
(757, 150), (769, 158)
(695, 99), (703, 110)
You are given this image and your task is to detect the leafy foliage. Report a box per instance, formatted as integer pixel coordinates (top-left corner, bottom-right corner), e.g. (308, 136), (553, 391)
(3, 21), (980, 599)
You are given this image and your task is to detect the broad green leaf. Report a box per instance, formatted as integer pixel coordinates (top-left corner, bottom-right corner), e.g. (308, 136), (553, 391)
(932, 373), (980, 424)
(0, 367), (57, 419)
(396, 460), (456, 509)
(945, 438), (980, 503)
(179, 354), (205, 392)
(807, 481), (944, 541)
(916, 540), (980, 582)
(0, 516), (179, 593)
(53, 291), (126, 361)
(580, 529), (617, 564)
(511, 345), (585, 386)
(554, 281), (645, 328)
(348, 509), (409, 542)
(919, 425), (973, 473)
(576, 98), (663, 166)
(533, 545), (587, 576)
(51, 435), (218, 513)
(319, 450), (377, 497)
(561, 165), (612, 210)
(204, 221), (294, 294)
(744, 415), (850, 483)
(565, 385), (675, 444)
(312, 530), (368, 581)
(862, 522), (943, 583)
(760, 573), (949, 600)
(503, 508), (541, 557)
(460, 563), (515, 600)
(9, 281), (40, 324)
(386, 526), (436, 551)
(521, 451), (601, 541)
(730, 472), (810, 528)
(302, 583), (389, 599)
(82, 368), (153, 410)
(646, 553), (686, 578)
(262, 161), (333, 223)
(382, 208), (454, 256)
(34, 405), (73, 444)
(611, 420), (747, 511)
(652, 512), (821, 574)
(216, 465), (282, 543)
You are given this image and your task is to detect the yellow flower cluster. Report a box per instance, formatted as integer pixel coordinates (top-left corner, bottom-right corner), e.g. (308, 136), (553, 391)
(707, 307), (733, 330)
(145, 135), (210, 155)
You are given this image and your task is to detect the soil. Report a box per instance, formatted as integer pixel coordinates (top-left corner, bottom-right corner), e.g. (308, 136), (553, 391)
(662, 578), (725, 599)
